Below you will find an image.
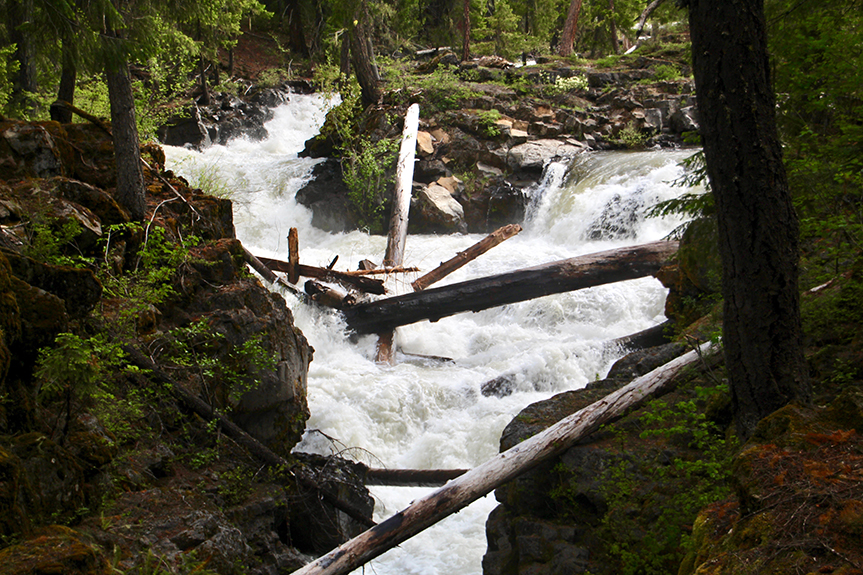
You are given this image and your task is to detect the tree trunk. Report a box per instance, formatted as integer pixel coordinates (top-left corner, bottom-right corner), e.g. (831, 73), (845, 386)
(105, 53), (147, 221)
(51, 43), (77, 123)
(343, 241), (678, 335)
(559, 0), (583, 56)
(349, 15), (381, 107)
(292, 342), (714, 575)
(687, 0), (810, 438)
(634, 0), (665, 39)
(462, 0), (471, 61)
(8, 0), (38, 113)
(608, 0), (618, 54)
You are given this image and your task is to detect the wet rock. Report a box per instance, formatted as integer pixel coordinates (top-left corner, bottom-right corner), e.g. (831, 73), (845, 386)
(411, 183), (466, 233)
(294, 159), (352, 232)
(507, 139), (582, 172)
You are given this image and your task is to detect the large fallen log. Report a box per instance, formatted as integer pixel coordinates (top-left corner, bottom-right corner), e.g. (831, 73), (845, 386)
(292, 341), (715, 575)
(343, 240), (678, 335)
(411, 223), (522, 291)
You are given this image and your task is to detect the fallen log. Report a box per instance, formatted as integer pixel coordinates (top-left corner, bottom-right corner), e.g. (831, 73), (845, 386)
(256, 256), (386, 294)
(343, 240), (678, 335)
(305, 280), (356, 310)
(411, 223), (522, 291)
(362, 467), (468, 487)
(242, 247), (303, 297)
(292, 341), (714, 575)
(377, 103), (420, 364)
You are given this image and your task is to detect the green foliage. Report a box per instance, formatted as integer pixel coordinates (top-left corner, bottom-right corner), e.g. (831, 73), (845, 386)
(21, 211), (86, 267)
(647, 151), (714, 239)
(218, 467), (255, 506)
(652, 64), (682, 81)
(342, 136), (399, 233)
(0, 44), (19, 112)
(596, 384), (736, 575)
(98, 224), (199, 337)
(152, 319), (275, 409)
(35, 333), (127, 405)
(614, 121), (647, 148)
(472, 0), (527, 60)
(478, 109), (503, 137)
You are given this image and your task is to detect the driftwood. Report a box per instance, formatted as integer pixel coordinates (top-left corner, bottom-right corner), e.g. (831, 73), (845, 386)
(256, 256), (386, 295)
(292, 341), (715, 575)
(411, 223), (522, 291)
(242, 247), (303, 297)
(362, 467), (467, 487)
(377, 103), (420, 364)
(305, 280), (356, 309)
(288, 227), (301, 284)
(344, 240), (678, 335)
(121, 345), (375, 529)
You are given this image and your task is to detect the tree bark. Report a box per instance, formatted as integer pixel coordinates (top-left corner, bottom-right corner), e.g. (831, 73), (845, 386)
(8, 0), (38, 113)
(462, 0), (471, 61)
(363, 468), (467, 487)
(343, 241), (678, 335)
(608, 0), (618, 54)
(349, 14), (381, 107)
(634, 0), (665, 39)
(292, 342), (714, 575)
(52, 43), (77, 123)
(105, 52), (147, 221)
(558, 0), (583, 56)
(687, 0), (810, 438)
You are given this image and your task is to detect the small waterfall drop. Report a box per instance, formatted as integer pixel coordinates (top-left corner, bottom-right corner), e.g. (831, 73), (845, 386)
(164, 94), (703, 575)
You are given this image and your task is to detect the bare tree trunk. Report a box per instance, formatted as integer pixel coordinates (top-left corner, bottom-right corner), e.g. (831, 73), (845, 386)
(106, 53), (146, 221)
(608, 0), (619, 54)
(376, 103), (420, 363)
(559, 0), (583, 56)
(52, 43), (77, 123)
(292, 342), (714, 575)
(687, 0), (810, 438)
(635, 0), (666, 39)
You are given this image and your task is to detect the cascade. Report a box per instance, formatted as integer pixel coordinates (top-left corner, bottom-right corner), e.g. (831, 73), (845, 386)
(164, 92), (702, 575)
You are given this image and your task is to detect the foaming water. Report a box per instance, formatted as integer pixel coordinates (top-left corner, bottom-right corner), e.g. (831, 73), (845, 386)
(165, 94), (703, 575)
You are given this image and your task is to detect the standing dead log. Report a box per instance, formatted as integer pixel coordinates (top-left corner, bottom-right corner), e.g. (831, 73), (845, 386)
(288, 227), (301, 284)
(344, 240), (678, 335)
(411, 224), (522, 291)
(377, 103), (420, 363)
(292, 341), (715, 575)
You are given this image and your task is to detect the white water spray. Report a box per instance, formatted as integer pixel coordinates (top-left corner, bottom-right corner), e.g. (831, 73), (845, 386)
(164, 93), (702, 575)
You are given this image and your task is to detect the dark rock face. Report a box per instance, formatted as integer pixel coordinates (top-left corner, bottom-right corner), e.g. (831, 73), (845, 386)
(483, 343), (723, 575)
(156, 87), (296, 149)
(294, 159), (353, 233)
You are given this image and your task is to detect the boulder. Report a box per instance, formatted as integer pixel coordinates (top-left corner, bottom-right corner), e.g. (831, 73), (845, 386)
(295, 159), (353, 232)
(411, 183), (466, 233)
(507, 139), (582, 172)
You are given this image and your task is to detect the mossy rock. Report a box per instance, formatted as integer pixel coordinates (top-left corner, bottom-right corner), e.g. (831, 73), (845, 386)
(0, 525), (109, 575)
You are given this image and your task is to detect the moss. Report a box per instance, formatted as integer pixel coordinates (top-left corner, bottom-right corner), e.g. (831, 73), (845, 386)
(0, 525), (109, 575)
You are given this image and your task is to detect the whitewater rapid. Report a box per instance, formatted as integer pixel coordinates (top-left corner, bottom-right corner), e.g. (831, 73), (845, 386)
(164, 92), (701, 575)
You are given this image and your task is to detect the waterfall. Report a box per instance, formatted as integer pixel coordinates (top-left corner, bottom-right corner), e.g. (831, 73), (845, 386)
(164, 93), (702, 575)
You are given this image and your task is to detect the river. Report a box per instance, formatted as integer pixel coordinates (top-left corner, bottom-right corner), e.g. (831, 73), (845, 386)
(164, 92), (701, 575)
